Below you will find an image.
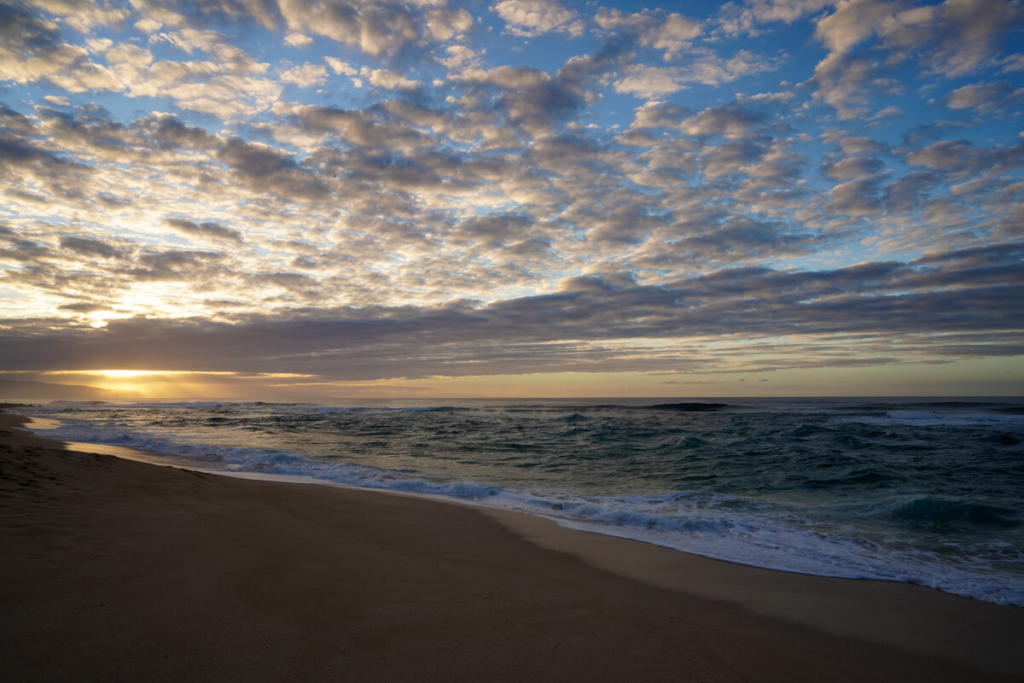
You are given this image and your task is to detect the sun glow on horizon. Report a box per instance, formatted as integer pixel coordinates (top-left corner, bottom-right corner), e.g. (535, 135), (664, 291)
(45, 370), (238, 378)
(43, 370), (316, 379)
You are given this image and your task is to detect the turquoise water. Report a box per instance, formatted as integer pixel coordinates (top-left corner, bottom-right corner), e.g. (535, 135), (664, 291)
(24, 397), (1024, 605)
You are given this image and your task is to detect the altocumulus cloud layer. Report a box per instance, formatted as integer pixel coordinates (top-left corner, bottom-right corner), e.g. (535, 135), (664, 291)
(1, 0), (1023, 391)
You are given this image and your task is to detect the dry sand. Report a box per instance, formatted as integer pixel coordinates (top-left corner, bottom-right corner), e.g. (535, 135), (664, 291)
(2, 411), (1022, 682)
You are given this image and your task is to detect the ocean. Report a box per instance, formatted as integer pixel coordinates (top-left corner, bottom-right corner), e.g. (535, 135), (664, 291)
(19, 397), (1024, 606)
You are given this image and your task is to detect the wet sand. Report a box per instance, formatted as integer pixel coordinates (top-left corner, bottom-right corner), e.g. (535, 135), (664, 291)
(1, 411), (1022, 682)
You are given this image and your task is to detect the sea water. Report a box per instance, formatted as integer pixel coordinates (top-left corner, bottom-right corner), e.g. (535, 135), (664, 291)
(20, 397), (1024, 606)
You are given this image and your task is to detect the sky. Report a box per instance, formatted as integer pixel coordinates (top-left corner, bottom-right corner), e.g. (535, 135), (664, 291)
(1, 0), (1023, 399)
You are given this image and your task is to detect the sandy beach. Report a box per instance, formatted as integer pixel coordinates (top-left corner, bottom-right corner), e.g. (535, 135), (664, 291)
(2, 410), (1022, 682)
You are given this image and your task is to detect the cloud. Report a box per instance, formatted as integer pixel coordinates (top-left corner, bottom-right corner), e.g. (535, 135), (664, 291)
(615, 65), (691, 98)
(0, 122), (92, 194)
(455, 46), (626, 138)
(945, 81), (1024, 111)
(129, 248), (226, 282)
(162, 217), (245, 243)
(216, 137), (330, 201)
(0, 12), (284, 121)
(627, 101), (692, 130)
(822, 155), (886, 180)
(596, 8), (702, 58)
(615, 52), (778, 99)
(281, 62), (328, 88)
(882, 170), (939, 213)
(492, 0), (584, 37)
(643, 13), (703, 55)
(0, 4), (111, 90)
(2, 242), (1021, 379)
(324, 56), (357, 75)
(809, 0), (1024, 117)
(22, 0), (129, 32)
(273, 0), (429, 57)
(922, 0), (1024, 77)
(135, 112), (220, 149)
(157, 74), (284, 119)
(825, 177), (883, 215)
(812, 0), (894, 55)
(360, 66), (422, 90)
(440, 45), (483, 72)
(284, 32), (313, 47)
(272, 102), (431, 150)
(717, 0), (834, 35)
(906, 139), (1024, 177)
(59, 235), (125, 259)
(679, 105), (767, 137)
(809, 51), (876, 120)
(836, 136), (886, 155)
(999, 53), (1024, 72)
(424, 8), (473, 42)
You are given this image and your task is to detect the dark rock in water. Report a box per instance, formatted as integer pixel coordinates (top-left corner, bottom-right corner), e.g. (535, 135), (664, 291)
(644, 402), (731, 412)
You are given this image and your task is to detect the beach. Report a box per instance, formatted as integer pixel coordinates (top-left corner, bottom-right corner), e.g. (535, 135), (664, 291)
(2, 410), (1022, 682)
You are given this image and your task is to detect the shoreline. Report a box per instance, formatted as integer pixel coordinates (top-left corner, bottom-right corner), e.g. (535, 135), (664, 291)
(2, 410), (1023, 681)
(16, 411), (1024, 608)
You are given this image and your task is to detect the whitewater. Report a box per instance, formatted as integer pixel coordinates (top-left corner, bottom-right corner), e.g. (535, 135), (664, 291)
(19, 397), (1024, 606)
